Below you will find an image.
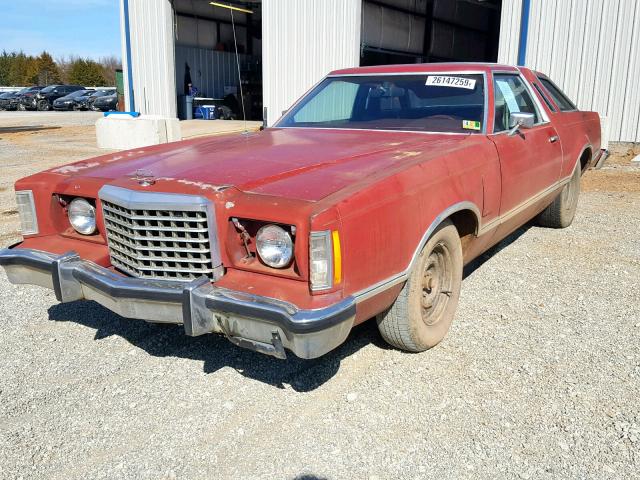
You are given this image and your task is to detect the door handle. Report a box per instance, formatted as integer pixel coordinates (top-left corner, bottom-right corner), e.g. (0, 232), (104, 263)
(549, 135), (559, 143)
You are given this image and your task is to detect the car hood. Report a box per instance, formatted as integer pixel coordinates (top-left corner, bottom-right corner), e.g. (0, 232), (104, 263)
(49, 128), (477, 202)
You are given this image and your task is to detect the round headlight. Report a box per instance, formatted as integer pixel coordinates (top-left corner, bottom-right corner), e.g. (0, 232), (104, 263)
(256, 224), (293, 268)
(68, 198), (96, 235)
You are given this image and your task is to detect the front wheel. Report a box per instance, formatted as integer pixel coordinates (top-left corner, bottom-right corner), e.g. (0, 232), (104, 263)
(377, 220), (463, 352)
(537, 163), (581, 228)
(37, 100), (50, 111)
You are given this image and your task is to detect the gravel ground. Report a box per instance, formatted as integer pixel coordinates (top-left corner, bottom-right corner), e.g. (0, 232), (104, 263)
(0, 113), (639, 479)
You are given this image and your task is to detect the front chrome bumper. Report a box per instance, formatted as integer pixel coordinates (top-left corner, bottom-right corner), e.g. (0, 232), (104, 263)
(0, 247), (356, 359)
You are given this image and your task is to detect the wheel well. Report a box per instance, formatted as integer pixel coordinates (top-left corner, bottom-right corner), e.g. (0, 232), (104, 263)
(580, 148), (592, 171)
(448, 209), (478, 257)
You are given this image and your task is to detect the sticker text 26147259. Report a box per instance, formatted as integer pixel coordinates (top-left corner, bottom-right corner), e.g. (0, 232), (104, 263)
(425, 76), (477, 90)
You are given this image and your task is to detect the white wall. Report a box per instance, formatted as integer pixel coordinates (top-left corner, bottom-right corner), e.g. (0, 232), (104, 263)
(498, 0), (640, 143)
(120, 0), (177, 117)
(262, 0), (362, 126)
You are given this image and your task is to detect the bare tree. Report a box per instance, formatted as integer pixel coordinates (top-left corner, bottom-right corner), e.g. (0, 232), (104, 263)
(98, 56), (122, 86)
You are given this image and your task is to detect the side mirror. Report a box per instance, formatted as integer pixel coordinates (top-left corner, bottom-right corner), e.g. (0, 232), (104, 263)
(507, 112), (535, 136)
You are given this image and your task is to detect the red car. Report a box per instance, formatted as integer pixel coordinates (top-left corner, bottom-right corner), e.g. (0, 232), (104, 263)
(0, 63), (604, 359)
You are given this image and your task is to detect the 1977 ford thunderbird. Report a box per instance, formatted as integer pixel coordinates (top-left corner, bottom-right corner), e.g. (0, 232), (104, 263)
(0, 63), (605, 359)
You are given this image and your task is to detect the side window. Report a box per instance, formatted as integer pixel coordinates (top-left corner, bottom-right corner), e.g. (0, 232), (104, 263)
(293, 80), (359, 123)
(493, 74), (540, 132)
(533, 83), (556, 112)
(539, 77), (577, 111)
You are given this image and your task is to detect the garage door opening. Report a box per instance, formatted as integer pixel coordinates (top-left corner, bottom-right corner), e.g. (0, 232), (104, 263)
(361, 0), (502, 66)
(172, 0), (263, 121)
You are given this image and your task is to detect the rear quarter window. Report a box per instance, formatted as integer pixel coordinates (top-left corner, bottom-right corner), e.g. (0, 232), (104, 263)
(539, 77), (577, 111)
(533, 83), (556, 112)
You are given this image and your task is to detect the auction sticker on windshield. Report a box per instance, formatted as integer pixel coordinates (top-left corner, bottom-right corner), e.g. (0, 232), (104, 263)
(426, 76), (476, 90)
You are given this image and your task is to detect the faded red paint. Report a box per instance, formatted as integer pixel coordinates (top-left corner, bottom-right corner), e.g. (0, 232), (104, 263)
(13, 64), (601, 323)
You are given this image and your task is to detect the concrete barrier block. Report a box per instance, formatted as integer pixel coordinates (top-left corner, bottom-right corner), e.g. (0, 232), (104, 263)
(96, 116), (182, 150)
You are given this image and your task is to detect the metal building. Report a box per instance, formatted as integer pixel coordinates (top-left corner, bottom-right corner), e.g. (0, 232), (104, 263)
(120, 0), (640, 143)
(498, 0), (640, 143)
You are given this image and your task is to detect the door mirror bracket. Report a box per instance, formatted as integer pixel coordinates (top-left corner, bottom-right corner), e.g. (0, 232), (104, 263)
(507, 112), (535, 136)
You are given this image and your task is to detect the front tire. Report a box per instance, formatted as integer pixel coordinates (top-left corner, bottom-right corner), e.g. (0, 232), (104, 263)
(37, 100), (50, 111)
(537, 163), (581, 228)
(377, 220), (463, 352)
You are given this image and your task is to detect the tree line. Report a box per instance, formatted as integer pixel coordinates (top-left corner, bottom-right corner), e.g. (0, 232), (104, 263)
(0, 51), (121, 87)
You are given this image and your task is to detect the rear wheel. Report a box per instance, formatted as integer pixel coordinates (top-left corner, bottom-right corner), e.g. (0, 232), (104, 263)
(377, 220), (463, 352)
(537, 163), (581, 228)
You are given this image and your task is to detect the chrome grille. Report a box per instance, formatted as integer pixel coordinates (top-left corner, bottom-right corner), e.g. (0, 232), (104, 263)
(101, 196), (218, 281)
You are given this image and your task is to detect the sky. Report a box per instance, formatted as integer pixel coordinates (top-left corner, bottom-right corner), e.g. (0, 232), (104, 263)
(0, 0), (121, 60)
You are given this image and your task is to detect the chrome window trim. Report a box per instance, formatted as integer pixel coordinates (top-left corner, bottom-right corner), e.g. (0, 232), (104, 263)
(519, 71), (551, 123)
(327, 70), (487, 76)
(490, 71), (550, 135)
(98, 185), (223, 280)
(276, 71), (489, 135)
(532, 82), (557, 113)
(536, 74), (579, 112)
(275, 127), (473, 136)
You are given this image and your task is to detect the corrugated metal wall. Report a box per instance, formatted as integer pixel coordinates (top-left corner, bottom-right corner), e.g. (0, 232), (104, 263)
(175, 46), (257, 99)
(262, 0), (362, 126)
(121, 0), (177, 117)
(498, 0), (640, 143)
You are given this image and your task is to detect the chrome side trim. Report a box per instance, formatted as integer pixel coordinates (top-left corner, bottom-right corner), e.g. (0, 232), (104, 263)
(354, 272), (407, 303)
(354, 167), (578, 303)
(478, 174), (571, 235)
(98, 185), (224, 280)
(354, 201), (481, 303)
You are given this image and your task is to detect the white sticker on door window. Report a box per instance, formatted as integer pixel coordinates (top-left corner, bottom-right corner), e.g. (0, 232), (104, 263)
(426, 76), (477, 90)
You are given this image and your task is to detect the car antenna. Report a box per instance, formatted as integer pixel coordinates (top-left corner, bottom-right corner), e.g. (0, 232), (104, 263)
(230, 6), (248, 135)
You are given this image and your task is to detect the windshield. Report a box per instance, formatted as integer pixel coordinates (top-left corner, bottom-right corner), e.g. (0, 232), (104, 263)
(277, 73), (485, 133)
(40, 85), (57, 93)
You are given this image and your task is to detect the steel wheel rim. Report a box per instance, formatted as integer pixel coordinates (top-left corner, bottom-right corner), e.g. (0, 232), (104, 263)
(420, 242), (453, 326)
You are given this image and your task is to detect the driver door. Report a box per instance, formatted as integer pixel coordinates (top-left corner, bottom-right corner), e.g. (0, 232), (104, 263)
(489, 73), (562, 218)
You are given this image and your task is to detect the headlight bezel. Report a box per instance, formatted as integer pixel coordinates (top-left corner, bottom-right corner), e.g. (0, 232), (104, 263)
(255, 224), (294, 269)
(68, 197), (97, 235)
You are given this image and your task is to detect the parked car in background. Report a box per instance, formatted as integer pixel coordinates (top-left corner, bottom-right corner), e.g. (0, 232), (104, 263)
(91, 93), (118, 112)
(78, 89), (116, 111)
(0, 63), (605, 360)
(52, 89), (94, 111)
(16, 86), (45, 110)
(34, 85), (85, 111)
(0, 91), (19, 110)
